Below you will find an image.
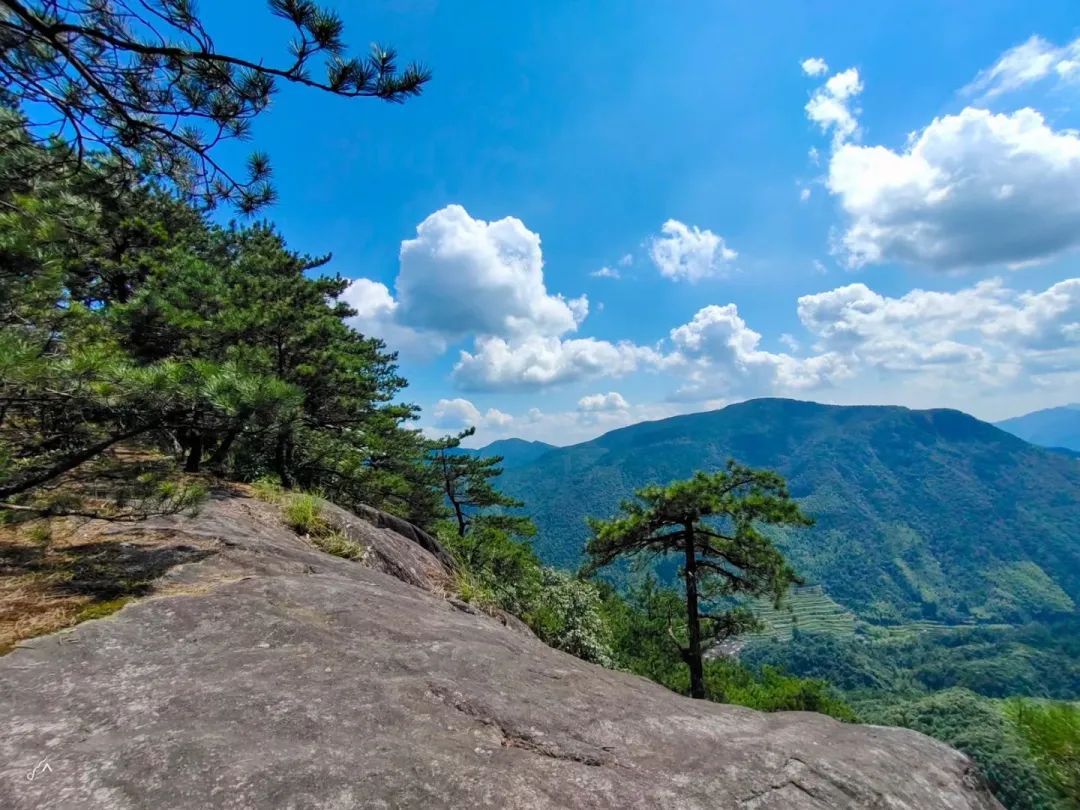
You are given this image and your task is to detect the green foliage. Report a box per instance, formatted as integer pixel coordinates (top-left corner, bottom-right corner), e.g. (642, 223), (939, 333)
(0, 1), (429, 212)
(0, 119), (441, 526)
(861, 689), (1064, 810)
(498, 398), (1080, 626)
(283, 493), (326, 536)
(430, 428), (535, 539)
(441, 521), (542, 617)
(526, 569), (614, 667)
(742, 620), (1080, 700)
(595, 575), (857, 721)
(703, 661), (858, 721)
(586, 463), (807, 697)
(1006, 699), (1080, 805)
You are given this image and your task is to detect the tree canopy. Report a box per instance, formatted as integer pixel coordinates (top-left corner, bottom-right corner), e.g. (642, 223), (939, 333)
(587, 463), (809, 698)
(0, 116), (439, 524)
(0, 0), (430, 211)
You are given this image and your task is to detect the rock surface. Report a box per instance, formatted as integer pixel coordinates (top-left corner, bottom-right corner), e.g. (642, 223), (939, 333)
(0, 492), (1002, 809)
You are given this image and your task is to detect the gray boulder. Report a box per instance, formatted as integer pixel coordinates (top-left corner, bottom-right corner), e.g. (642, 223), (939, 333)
(0, 492), (1001, 809)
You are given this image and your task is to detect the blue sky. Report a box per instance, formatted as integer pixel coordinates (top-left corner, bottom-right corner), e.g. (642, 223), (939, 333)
(203, 1), (1080, 445)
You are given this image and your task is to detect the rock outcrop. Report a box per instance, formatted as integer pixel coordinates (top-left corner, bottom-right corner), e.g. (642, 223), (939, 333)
(0, 492), (1002, 809)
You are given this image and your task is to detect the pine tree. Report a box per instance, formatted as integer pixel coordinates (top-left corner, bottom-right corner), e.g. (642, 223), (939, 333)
(0, 0), (430, 211)
(586, 462), (809, 699)
(430, 427), (535, 539)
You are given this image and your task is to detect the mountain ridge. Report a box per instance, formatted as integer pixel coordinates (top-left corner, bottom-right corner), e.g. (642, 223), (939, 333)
(996, 403), (1080, 453)
(496, 398), (1080, 625)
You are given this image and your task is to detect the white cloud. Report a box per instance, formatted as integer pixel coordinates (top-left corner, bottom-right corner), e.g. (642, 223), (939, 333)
(578, 391), (630, 412)
(800, 187), (812, 202)
(395, 205), (587, 339)
(434, 401), (692, 447)
(806, 67), (863, 147)
(826, 107), (1080, 269)
(452, 335), (663, 392)
(666, 304), (851, 399)
(344, 205), (670, 392)
(964, 35), (1080, 100)
(591, 266), (620, 279)
(431, 398), (513, 431)
(341, 278), (445, 359)
(983, 277), (1080, 353)
(796, 277), (1079, 382)
(649, 219), (737, 282)
(801, 57), (830, 77)
(618, 253), (634, 267)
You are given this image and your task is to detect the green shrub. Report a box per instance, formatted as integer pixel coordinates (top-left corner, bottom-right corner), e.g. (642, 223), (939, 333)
(526, 569), (614, 667)
(1006, 698), (1080, 806)
(861, 689), (1054, 810)
(704, 661), (858, 721)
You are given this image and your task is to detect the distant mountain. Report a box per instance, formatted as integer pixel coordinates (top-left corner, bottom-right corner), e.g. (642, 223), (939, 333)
(499, 399), (1080, 625)
(458, 438), (556, 470)
(996, 404), (1080, 452)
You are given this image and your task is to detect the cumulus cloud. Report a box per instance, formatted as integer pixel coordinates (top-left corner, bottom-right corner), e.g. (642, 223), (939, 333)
(805, 67), (863, 147)
(343, 205), (670, 392)
(801, 57), (830, 77)
(452, 335), (663, 392)
(591, 266), (620, 279)
(395, 205), (587, 339)
(826, 107), (1080, 269)
(649, 220), (737, 282)
(666, 304), (850, 399)
(341, 278), (445, 359)
(578, 391), (630, 412)
(796, 277), (1079, 381)
(964, 35), (1080, 100)
(800, 187), (812, 202)
(431, 398), (512, 431)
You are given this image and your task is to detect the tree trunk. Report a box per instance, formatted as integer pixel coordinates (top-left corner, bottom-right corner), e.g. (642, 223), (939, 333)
(453, 499), (467, 537)
(274, 430), (294, 489)
(683, 522), (705, 699)
(183, 431), (203, 473)
(207, 412), (250, 473)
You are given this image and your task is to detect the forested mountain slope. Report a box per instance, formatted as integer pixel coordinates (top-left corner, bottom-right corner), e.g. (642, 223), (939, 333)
(459, 438), (557, 470)
(500, 399), (1080, 624)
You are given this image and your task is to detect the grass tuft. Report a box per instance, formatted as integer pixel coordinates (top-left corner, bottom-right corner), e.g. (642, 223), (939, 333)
(283, 492), (326, 535)
(311, 529), (366, 561)
(250, 476), (284, 505)
(278, 492), (366, 562)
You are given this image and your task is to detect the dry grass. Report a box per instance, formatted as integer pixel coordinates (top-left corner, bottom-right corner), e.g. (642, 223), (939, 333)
(0, 516), (215, 655)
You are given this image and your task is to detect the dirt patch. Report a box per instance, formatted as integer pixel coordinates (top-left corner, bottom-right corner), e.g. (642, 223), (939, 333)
(0, 518), (216, 654)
